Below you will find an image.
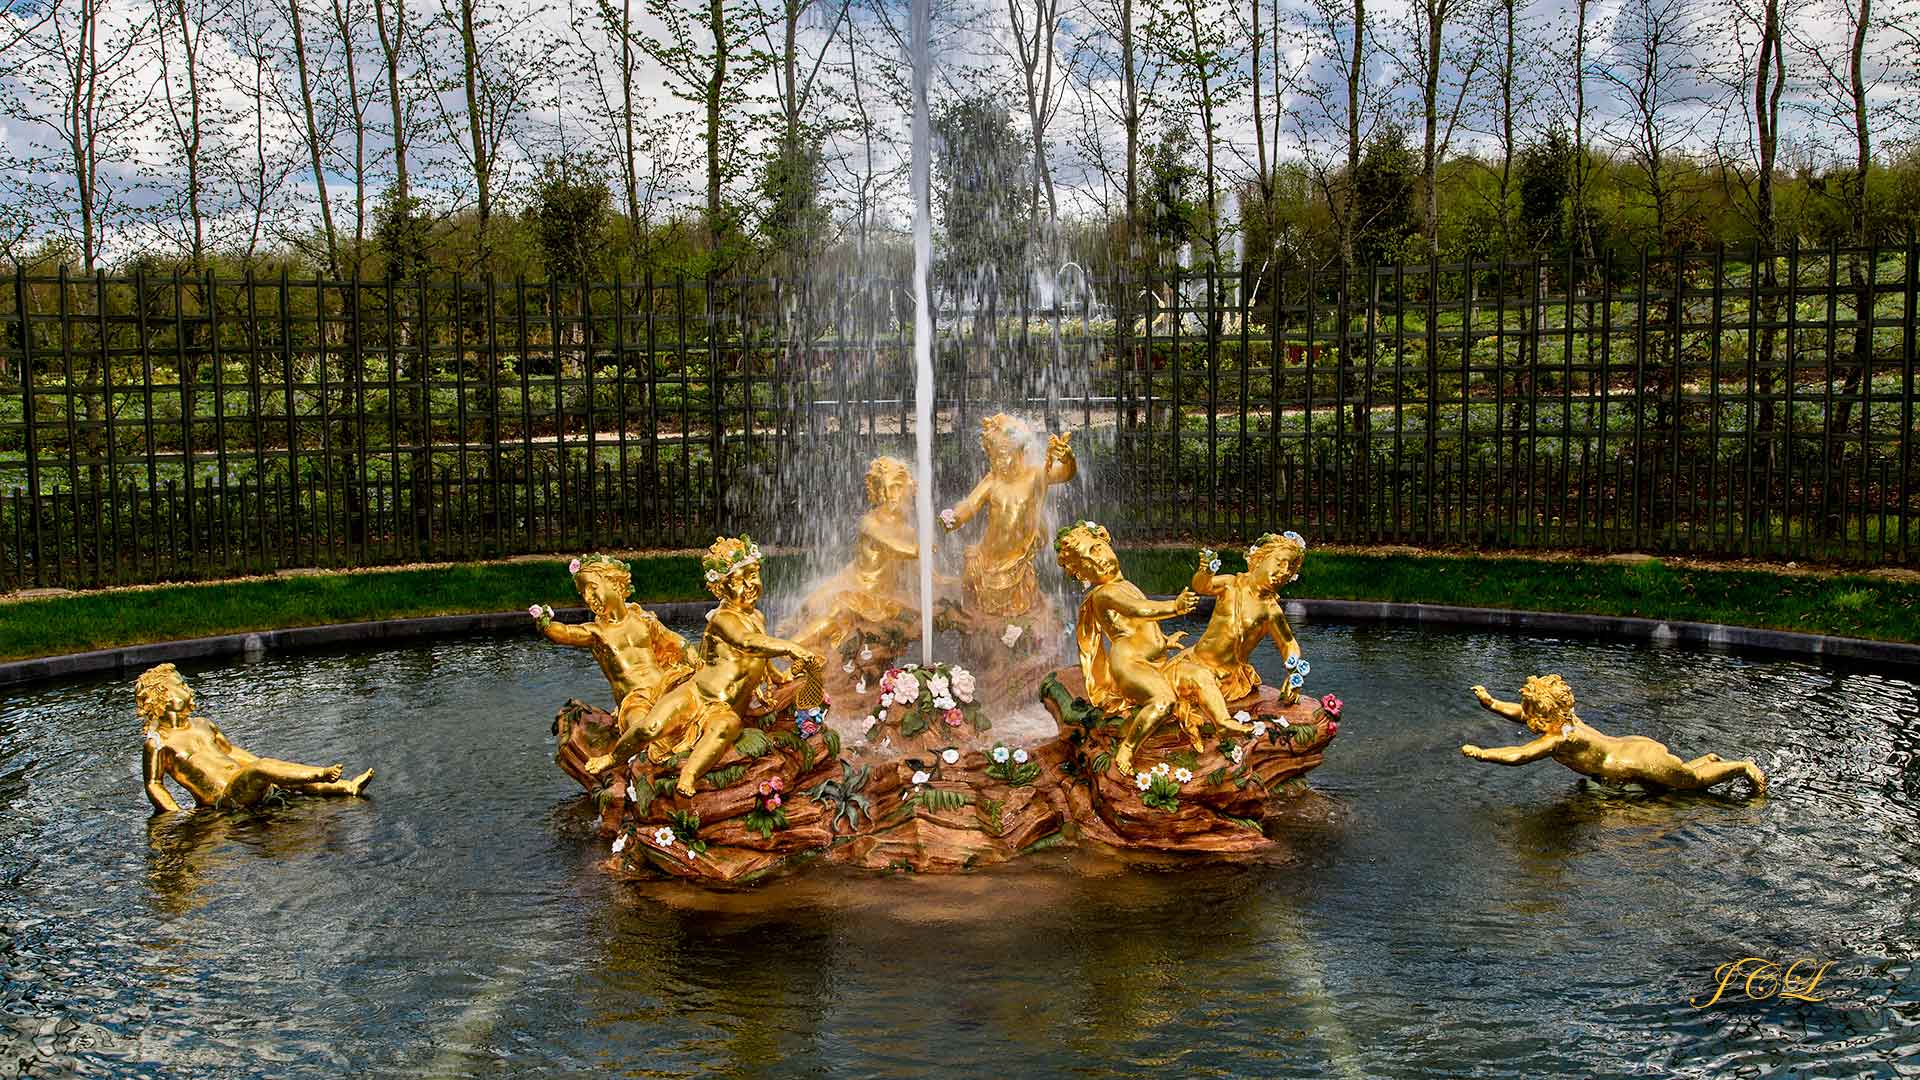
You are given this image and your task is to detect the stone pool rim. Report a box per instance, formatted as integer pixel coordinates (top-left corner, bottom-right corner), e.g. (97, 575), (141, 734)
(4, 597), (1917, 690)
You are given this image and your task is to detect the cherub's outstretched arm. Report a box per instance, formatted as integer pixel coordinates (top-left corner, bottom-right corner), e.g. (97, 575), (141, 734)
(945, 476), (992, 529)
(1471, 685), (1527, 723)
(1188, 553), (1230, 596)
(1106, 587), (1199, 622)
(1461, 734), (1562, 765)
(143, 742), (182, 813)
(539, 618), (595, 648)
(1044, 433), (1077, 485)
(708, 611), (820, 666)
(1266, 611), (1302, 665)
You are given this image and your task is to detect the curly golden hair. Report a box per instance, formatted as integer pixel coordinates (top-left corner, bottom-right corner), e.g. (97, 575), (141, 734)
(1519, 674), (1579, 732)
(1248, 532), (1306, 580)
(134, 663), (190, 731)
(1053, 521), (1115, 583)
(702, 535), (762, 599)
(863, 457), (913, 508)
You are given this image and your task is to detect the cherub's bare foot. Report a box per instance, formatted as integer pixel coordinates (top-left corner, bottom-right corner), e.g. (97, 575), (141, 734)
(583, 754), (615, 777)
(316, 764), (344, 783)
(674, 782), (697, 798)
(1744, 764), (1767, 796)
(347, 769), (374, 796)
(1217, 714), (1254, 734)
(1113, 746), (1135, 776)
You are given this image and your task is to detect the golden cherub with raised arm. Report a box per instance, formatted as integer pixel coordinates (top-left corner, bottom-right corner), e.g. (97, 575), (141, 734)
(535, 553), (696, 728)
(1463, 675), (1767, 796)
(585, 536), (825, 796)
(1181, 531), (1306, 704)
(942, 413), (1076, 617)
(138, 664), (373, 813)
(788, 457), (921, 654)
(1056, 521), (1251, 775)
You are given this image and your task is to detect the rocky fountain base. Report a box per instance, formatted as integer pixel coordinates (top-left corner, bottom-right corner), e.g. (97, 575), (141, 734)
(553, 669), (1340, 887)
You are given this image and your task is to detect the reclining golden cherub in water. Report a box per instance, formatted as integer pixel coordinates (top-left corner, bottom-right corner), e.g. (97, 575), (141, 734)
(1463, 675), (1767, 796)
(536, 553), (696, 728)
(585, 536), (824, 796)
(1056, 521), (1251, 775)
(138, 664), (373, 812)
(788, 456), (921, 654)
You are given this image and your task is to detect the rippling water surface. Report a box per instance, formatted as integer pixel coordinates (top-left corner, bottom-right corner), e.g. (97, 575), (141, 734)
(2, 621), (1917, 1077)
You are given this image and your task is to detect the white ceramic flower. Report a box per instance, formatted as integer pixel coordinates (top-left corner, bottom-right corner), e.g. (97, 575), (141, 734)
(1277, 717), (1291, 729)
(1234, 710), (1252, 724)
(941, 748), (960, 764)
(951, 668), (977, 702)
(881, 737), (892, 750)
(651, 826), (675, 847)
(932, 694), (956, 712)
(1251, 720), (1268, 737)
(927, 674), (951, 699)
(1230, 746), (1245, 765)
(855, 678), (868, 695)
(893, 672), (921, 701)
(611, 834), (627, 853)
(1135, 771), (1152, 790)
(992, 746), (1011, 763)
(1173, 767), (1193, 784)
(940, 508), (958, 528)
(843, 660), (856, 674)
(527, 604), (542, 618)
(1001, 624), (1024, 647)
(1152, 762), (1171, 777)
(911, 769), (931, 786)
(1208, 558), (1222, 572)
(625, 781), (638, 802)
(1012, 748), (1029, 764)
(705, 569), (721, 582)
(860, 646), (873, 661)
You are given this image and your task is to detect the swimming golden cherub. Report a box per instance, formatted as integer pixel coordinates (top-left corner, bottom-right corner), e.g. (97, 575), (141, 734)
(584, 535), (825, 796)
(1056, 521), (1252, 775)
(138, 664), (373, 813)
(788, 456), (921, 654)
(535, 553), (697, 729)
(1182, 531), (1306, 703)
(1463, 674), (1767, 796)
(942, 413), (1076, 618)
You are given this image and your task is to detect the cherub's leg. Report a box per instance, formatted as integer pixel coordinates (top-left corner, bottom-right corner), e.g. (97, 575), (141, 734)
(591, 684), (694, 775)
(1676, 757), (1767, 795)
(1114, 692), (1176, 776)
(286, 769), (375, 797)
(676, 708), (743, 796)
(223, 760), (343, 807)
(1178, 664), (1249, 734)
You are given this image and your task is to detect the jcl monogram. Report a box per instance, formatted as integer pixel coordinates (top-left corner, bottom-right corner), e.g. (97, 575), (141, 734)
(1689, 957), (1834, 1008)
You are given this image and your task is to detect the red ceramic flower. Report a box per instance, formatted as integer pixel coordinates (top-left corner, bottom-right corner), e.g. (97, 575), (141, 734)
(1320, 693), (1343, 717)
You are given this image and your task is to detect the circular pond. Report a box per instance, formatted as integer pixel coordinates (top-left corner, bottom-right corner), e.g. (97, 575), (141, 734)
(2, 620), (1915, 1077)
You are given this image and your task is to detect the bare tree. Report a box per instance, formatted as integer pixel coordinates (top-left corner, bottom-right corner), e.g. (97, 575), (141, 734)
(1393, 0), (1486, 258)
(1280, 0), (1386, 271)
(430, 0), (550, 268)
(1007, 0), (1066, 242)
(1594, 0), (1709, 247)
(284, 0), (343, 273)
(1068, 0), (1168, 270)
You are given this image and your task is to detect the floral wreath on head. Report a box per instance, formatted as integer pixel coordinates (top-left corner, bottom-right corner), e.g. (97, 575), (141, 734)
(1053, 520), (1111, 555)
(702, 535), (764, 583)
(569, 552), (631, 577)
(1248, 530), (1307, 559)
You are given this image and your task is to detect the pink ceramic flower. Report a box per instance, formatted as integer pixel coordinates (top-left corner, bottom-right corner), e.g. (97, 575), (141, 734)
(770, 776), (785, 792)
(1321, 694), (1343, 717)
(944, 708), (964, 727)
(527, 604), (542, 618)
(768, 794), (783, 809)
(757, 780), (773, 797)
(569, 558), (582, 574)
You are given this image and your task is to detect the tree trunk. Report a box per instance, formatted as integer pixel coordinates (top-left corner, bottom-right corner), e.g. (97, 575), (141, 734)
(289, 0), (341, 276)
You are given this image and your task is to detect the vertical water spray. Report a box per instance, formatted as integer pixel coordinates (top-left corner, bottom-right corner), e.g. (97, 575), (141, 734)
(910, 0), (935, 664)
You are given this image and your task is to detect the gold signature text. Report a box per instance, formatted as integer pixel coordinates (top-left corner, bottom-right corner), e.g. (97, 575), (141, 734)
(1689, 957), (1834, 1008)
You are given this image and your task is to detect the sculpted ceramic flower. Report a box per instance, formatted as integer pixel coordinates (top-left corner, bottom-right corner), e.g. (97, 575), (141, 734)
(1152, 762), (1171, 777)
(1012, 748), (1028, 764)
(941, 748), (960, 764)
(1284, 655), (1299, 671)
(860, 646), (874, 662)
(1135, 771), (1152, 790)
(768, 793), (783, 809)
(911, 769), (931, 786)
(927, 674), (951, 699)
(992, 746), (1011, 763)
(943, 708), (964, 727)
(1001, 624), (1024, 647)
(1230, 745), (1245, 765)
(625, 781), (638, 802)
(1234, 710), (1252, 725)
(1173, 767), (1193, 784)
(611, 834), (627, 853)
(758, 780), (774, 796)
(932, 694), (957, 712)
(893, 672), (921, 702)
(770, 777), (784, 792)
(1209, 558), (1222, 572)
(855, 678), (868, 695)
(528, 604), (543, 618)
(1251, 720), (1267, 738)
(843, 660), (856, 674)
(1287, 672), (1305, 689)
(1320, 693), (1343, 716)
(651, 826), (675, 848)
(1277, 717), (1291, 728)
(940, 508), (957, 528)
(951, 668), (977, 702)
(569, 558), (582, 574)
(1296, 659), (1311, 677)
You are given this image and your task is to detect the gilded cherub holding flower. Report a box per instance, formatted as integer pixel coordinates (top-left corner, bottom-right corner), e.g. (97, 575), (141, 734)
(942, 413), (1076, 618)
(535, 553), (697, 730)
(1463, 675), (1767, 796)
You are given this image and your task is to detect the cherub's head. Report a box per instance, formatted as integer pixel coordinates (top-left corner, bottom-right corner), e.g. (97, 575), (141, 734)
(702, 535), (765, 607)
(980, 414), (1034, 477)
(571, 554), (633, 619)
(1519, 674), (1578, 733)
(134, 663), (194, 733)
(864, 457), (914, 512)
(1246, 532), (1306, 594)
(1054, 520), (1119, 586)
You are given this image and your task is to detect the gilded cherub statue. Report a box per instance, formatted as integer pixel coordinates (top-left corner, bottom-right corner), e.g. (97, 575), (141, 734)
(1056, 521), (1251, 775)
(535, 553), (697, 728)
(1463, 675), (1768, 796)
(1182, 531), (1306, 704)
(585, 535), (825, 796)
(137, 664), (373, 813)
(942, 413), (1076, 618)
(788, 457), (921, 654)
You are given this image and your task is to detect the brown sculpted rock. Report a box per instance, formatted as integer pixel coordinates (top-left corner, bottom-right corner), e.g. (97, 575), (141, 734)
(550, 667), (1338, 886)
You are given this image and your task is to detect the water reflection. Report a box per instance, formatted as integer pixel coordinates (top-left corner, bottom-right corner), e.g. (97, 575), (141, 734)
(1, 623), (1917, 1076)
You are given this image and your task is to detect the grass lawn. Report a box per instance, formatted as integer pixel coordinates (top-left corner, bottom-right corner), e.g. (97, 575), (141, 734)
(2, 547), (1917, 663)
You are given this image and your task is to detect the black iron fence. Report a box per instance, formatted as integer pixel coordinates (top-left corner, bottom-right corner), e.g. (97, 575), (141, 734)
(2, 244), (1915, 590)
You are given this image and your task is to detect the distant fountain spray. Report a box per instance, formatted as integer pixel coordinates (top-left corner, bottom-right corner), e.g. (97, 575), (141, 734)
(910, 0), (935, 664)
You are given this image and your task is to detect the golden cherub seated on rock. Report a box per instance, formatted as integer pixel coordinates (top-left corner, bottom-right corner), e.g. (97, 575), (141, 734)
(942, 413), (1076, 618)
(1462, 674), (1767, 797)
(535, 552), (697, 727)
(585, 535), (824, 796)
(138, 664), (373, 813)
(1056, 521), (1251, 775)
(787, 456), (922, 655)
(1182, 531), (1306, 703)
